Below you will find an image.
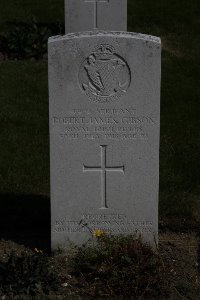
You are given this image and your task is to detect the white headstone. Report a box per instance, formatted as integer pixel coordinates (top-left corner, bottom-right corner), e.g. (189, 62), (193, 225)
(65, 0), (127, 33)
(49, 31), (161, 249)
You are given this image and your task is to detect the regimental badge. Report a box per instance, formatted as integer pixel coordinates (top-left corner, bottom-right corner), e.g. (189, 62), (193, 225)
(79, 44), (131, 103)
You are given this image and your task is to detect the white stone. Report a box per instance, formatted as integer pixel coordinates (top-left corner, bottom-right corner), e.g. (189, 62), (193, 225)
(65, 0), (127, 33)
(48, 31), (161, 249)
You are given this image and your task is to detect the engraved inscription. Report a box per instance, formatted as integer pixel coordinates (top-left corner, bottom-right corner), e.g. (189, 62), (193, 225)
(53, 214), (154, 234)
(83, 145), (125, 209)
(79, 44), (131, 103)
(84, 0), (109, 29)
(52, 108), (156, 141)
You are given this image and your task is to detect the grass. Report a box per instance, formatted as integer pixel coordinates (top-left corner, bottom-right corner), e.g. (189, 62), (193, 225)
(65, 235), (166, 298)
(0, 235), (170, 299)
(0, 234), (200, 299)
(0, 0), (200, 221)
(160, 51), (200, 218)
(0, 0), (64, 25)
(0, 61), (49, 195)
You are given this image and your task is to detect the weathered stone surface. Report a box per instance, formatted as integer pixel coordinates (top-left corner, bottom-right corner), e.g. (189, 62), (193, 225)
(48, 31), (161, 249)
(65, 0), (127, 33)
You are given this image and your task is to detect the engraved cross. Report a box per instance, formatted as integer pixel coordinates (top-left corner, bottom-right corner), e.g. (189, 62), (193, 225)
(83, 145), (125, 209)
(83, 0), (109, 29)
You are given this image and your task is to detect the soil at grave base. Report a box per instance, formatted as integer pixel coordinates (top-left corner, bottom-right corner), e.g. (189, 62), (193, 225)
(0, 233), (199, 300)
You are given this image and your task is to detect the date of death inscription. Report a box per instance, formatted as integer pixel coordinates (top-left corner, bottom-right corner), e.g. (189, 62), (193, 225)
(51, 107), (157, 141)
(53, 214), (154, 234)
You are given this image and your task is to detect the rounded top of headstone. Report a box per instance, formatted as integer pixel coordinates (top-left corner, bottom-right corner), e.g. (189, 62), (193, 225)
(48, 31), (161, 45)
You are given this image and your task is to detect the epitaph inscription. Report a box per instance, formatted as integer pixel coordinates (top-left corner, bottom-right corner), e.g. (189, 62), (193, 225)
(53, 214), (153, 234)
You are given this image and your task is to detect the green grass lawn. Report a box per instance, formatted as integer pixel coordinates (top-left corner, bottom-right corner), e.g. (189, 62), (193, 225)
(0, 61), (49, 196)
(0, 0), (199, 221)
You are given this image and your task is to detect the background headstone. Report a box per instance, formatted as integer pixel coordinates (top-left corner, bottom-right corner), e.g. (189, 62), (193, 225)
(49, 32), (161, 249)
(65, 0), (127, 33)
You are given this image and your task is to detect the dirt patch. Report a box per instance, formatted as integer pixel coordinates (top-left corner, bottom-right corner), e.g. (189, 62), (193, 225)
(0, 233), (199, 299)
(159, 233), (200, 299)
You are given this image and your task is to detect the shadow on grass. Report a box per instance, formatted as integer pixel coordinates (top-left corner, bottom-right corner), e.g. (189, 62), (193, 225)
(0, 194), (50, 253)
